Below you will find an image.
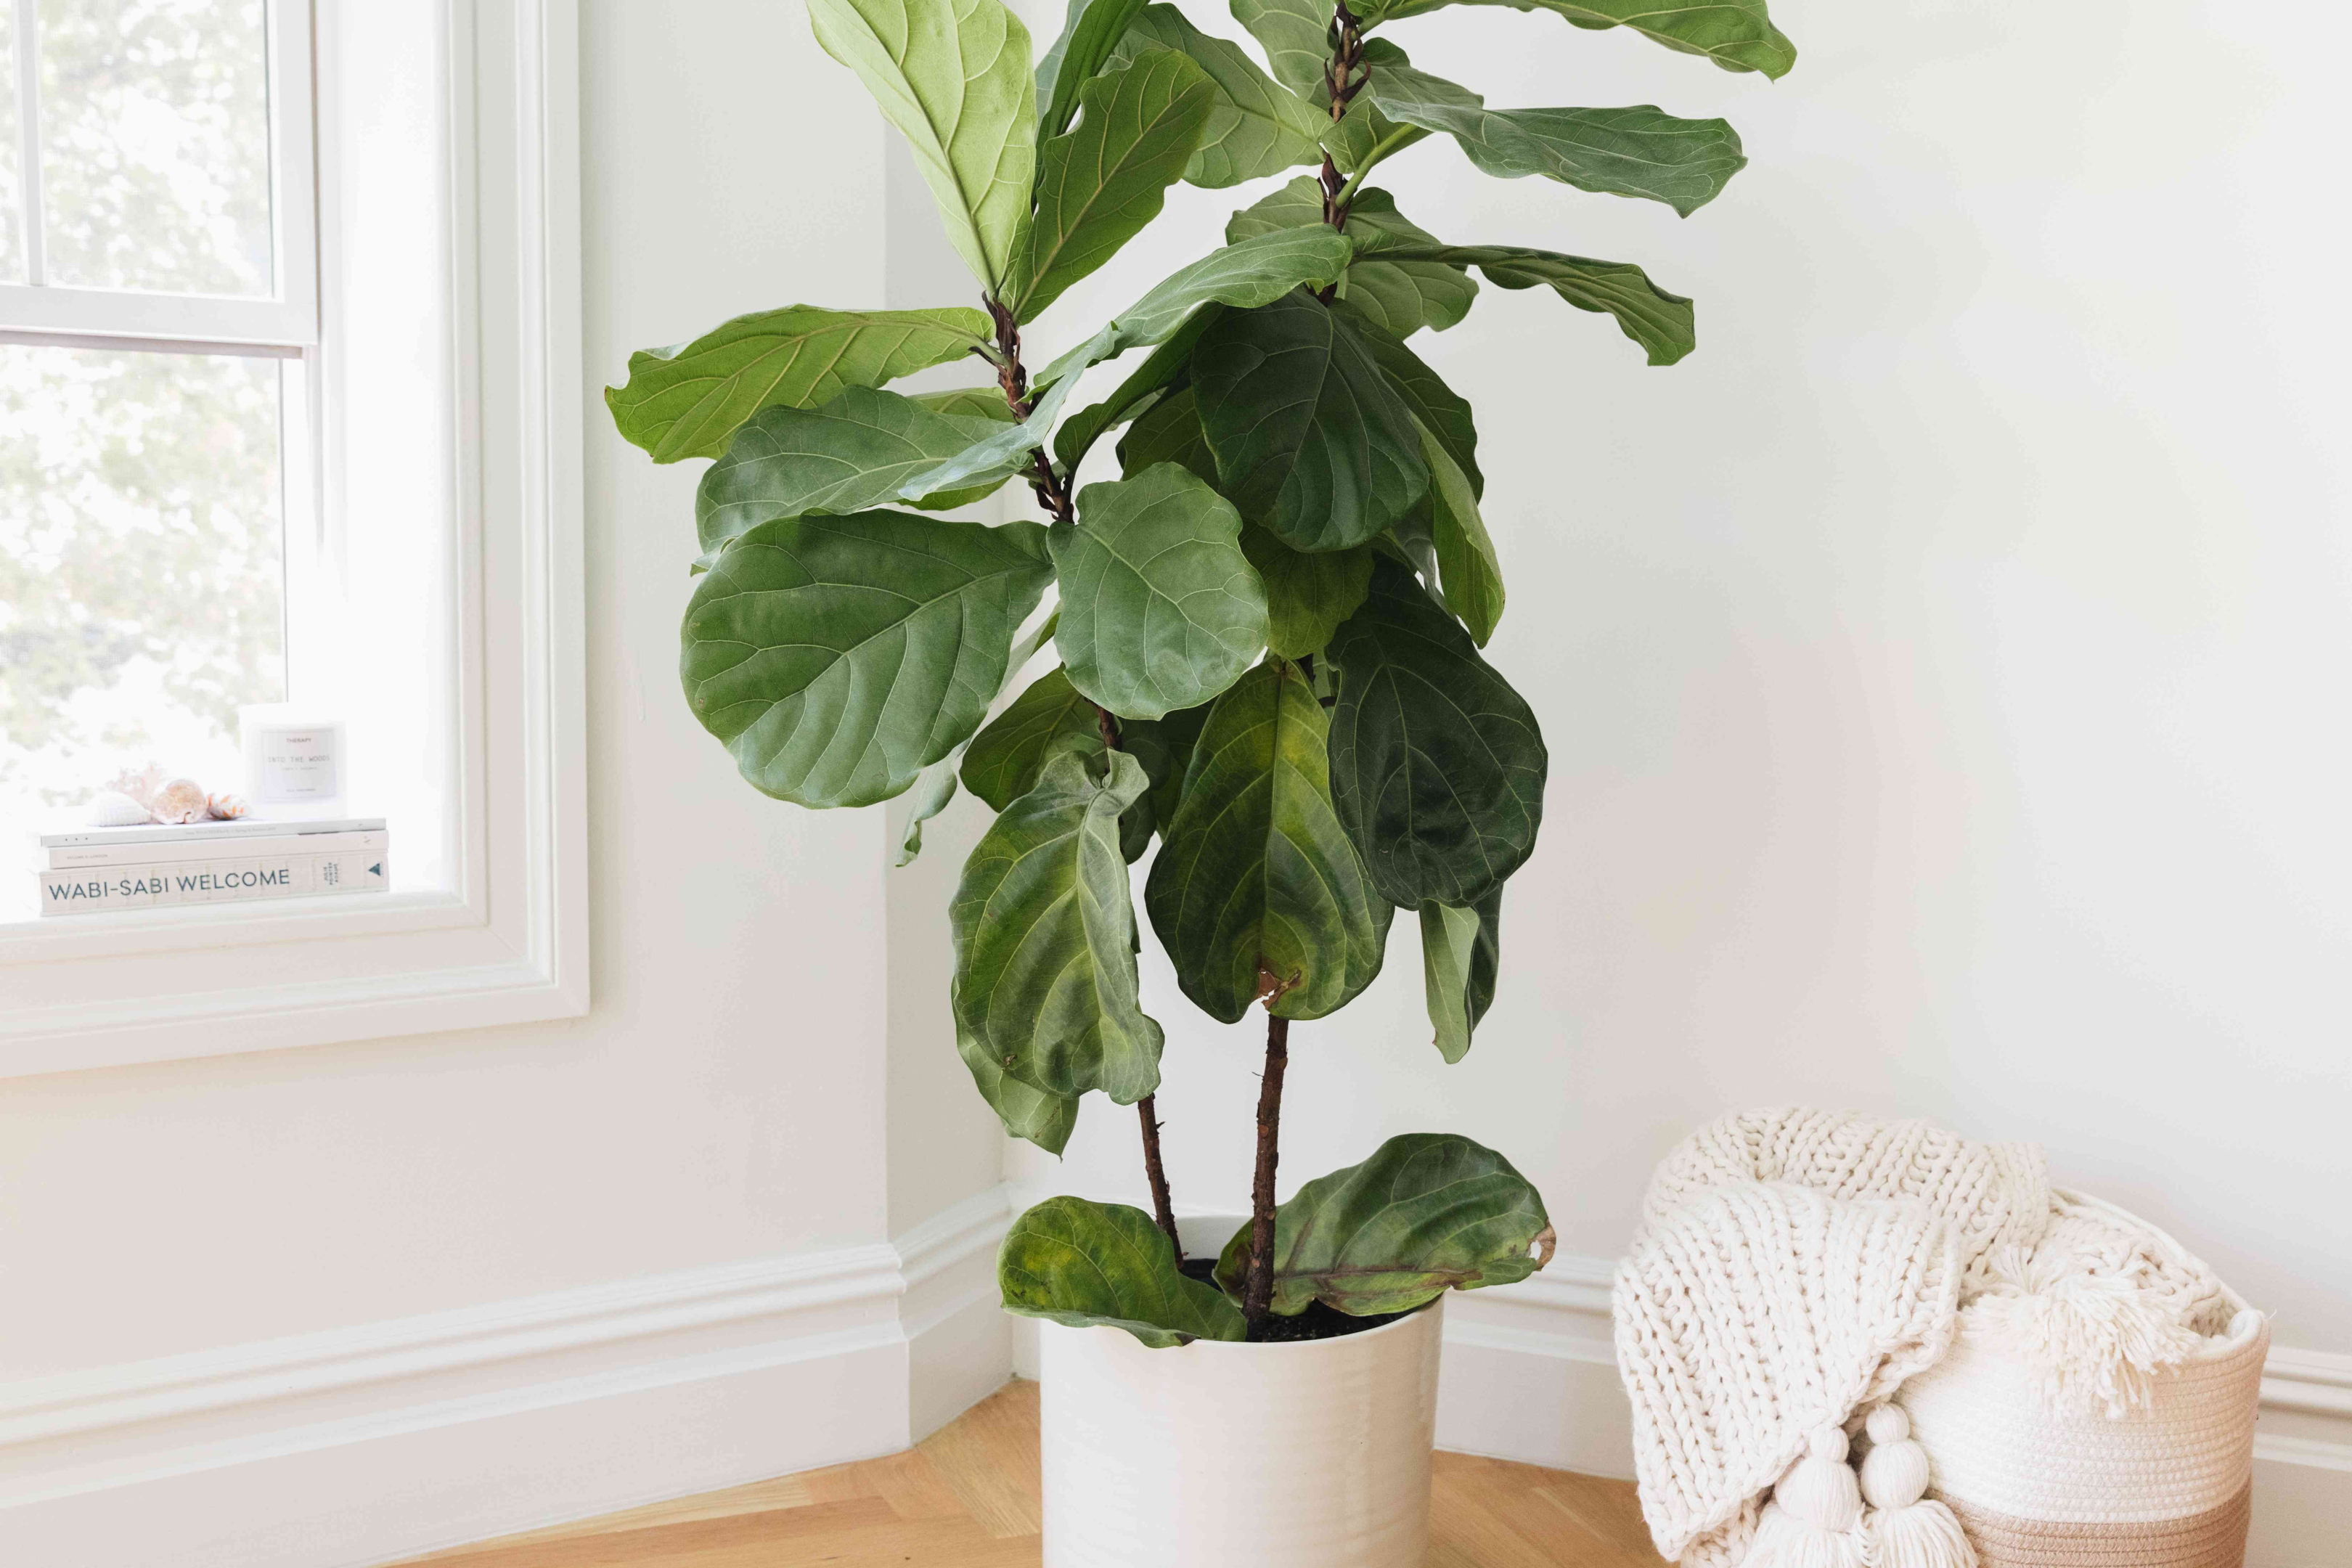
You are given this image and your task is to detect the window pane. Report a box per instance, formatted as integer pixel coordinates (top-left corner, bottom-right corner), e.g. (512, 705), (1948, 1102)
(1, 345), (285, 838)
(37, 0), (272, 296)
(1, 0), (20, 280)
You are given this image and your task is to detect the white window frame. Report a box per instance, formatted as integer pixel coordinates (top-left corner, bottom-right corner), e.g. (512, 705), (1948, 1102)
(0, 0), (588, 1077)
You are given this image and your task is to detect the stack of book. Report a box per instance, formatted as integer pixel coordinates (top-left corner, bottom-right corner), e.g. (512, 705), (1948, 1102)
(33, 817), (391, 918)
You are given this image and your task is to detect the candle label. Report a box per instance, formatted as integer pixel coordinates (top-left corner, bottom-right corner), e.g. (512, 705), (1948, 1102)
(257, 727), (340, 803)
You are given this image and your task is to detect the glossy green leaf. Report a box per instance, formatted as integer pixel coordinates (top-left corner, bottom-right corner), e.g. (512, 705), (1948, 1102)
(607, 305), (993, 464)
(1111, 5), (1323, 187)
(1415, 419), (1503, 645)
(899, 609), (1058, 865)
(1010, 49), (1217, 322)
(957, 1017), (1082, 1152)
(1241, 528), (1373, 658)
(1144, 661), (1390, 1021)
(1000, 1196), (1247, 1347)
(1193, 290), (1429, 552)
(1344, 311), (1481, 497)
(1055, 464), (1267, 720)
(1349, 237), (1695, 364)
(695, 388), (1021, 571)
(961, 666), (1104, 809)
(1122, 698), (1212, 836)
(902, 229), (1354, 499)
(1054, 305), (1220, 473)
(1035, 0), (1151, 138)
(1212, 1133), (1553, 1315)
(1115, 384), (1218, 483)
(682, 513), (1053, 808)
(809, 0), (1038, 290)
(1360, 0), (1796, 81)
(1228, 0), (1333, 95)
(1228, 176), (1477, 339)
(1365, 58), (1746, 216)
(1326, 560), (1546, 905)
(951, 748), (1163, 1102)
(1421, 892), (1500, 1063)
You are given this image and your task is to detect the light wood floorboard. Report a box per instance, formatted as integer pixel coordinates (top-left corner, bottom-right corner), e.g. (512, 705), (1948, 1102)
(396, 1379), (1667, 1567)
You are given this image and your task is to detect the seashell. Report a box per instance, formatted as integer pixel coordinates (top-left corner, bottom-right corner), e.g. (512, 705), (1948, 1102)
(206, 792), (250, 820)
(102, 764), (167, 809)
(86, 790), (156, 827)
(150, 777), (211, 825)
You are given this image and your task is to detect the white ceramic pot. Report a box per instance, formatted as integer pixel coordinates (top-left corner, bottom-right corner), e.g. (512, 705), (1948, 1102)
(1037, 1214), (1445, 1568)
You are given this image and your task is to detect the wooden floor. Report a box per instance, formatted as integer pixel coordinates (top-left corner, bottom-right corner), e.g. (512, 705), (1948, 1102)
(399, 1380), (1666, 1568)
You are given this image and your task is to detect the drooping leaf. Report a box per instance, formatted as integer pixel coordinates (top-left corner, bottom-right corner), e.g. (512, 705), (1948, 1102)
(959, 665), (1159, 859)
(900, 609), (1058, 866)
(1212, 1132), (1553, 1315)
(1357, 0), (1796, 81)
(608, 305), (993, 464)
(1349, 236), (1695, 364)
(957, 1017), (1082, 1152)
(1010, 49), (1217, 322)
(1035, 0), (1153, 139)
(1344, 311), (1481, 497)
(1227, 0), (1334, 95)
(695, 387), (1022, 571)
(682, 512), (1053, 807)
(1241, 528), (1373, 658)
(911, 385), (1021, 421)
(1000, 1196), (1247, 1347)
(1054, 304), (1221, 472)
(1421, 892), (1500, 1063)
(1115, 385), (1218, 482)
(1413, 419), (1503, 645)
(951, 748), (1163, 1102)
(1228, 176), (1476, 339)
(1326, 560), (1545, 905)
(809, 0), (1038, 290)
(1111, 5), (1323, 187)
(1193, 290), (1429, 552)
(1365, 58), (1747, 216)
(1054, 465), (1267, 720)
(902, 229), (1355, 499)
(1144, 661), (1391, 1021)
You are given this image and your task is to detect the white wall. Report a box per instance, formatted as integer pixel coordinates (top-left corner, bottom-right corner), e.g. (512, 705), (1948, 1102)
(1004, 0), (2352, 1353)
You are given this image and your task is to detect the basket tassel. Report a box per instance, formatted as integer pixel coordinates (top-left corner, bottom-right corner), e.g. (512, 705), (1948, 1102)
(1860, 1405), (1976, 1568)
(1745, 1425), (1871, 1568)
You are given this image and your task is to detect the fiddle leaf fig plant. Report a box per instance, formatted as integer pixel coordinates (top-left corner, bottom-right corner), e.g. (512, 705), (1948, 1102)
(609, 0), (1792, 1344)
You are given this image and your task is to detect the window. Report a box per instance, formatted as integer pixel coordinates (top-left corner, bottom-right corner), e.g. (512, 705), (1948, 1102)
(0, 0), (587, 1074)
(2, 0), (317, 907)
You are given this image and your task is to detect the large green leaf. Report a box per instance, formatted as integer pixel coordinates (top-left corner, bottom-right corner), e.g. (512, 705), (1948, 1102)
(1365, 59), (1746, 216)
(1000, 1196), (1247, 1347)
(1054, 305), (1221, 473)
(1010, 49), (1217, 322)
(682, 513), (1053, 807)
(1193, 290), (1429, 552)
(1212, 1133), (1553, 1315)
(899, 611), (1059, 866)
(695, 388), (1021, 571)
(608, 305), (993, 464)
(1035, 0), (1151, 139)
(1055, 465), (1267, 720)
(1228, 177), (1477, 340)
(809, 0), (1037, 290)
(1344, 311), (1481, 497)
(959, 665), (1160, 859)
(1228, 0), (1333, 95)
(1421, 892), (1500, 1063)
(1111, 5), (1323, 187)
(1360, 0), (1796, 81)
(1124, 697), (1213, 833)
(1350, 237), (1695, 364)
(1115, 384), (1218, 482)
(951, 748), (1163, 1102)
(1413, 419), (1503, 645)
(1326, 560), (1545, 905)
(957, 1017), (1082, 1153)
(1144, 661), (1390, 1021)
(902, 229), (1355, 499)
(1241, 528), (1373, 658)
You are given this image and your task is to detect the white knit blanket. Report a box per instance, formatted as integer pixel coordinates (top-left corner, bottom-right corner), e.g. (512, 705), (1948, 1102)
(1613, 1109), (2234, 1567)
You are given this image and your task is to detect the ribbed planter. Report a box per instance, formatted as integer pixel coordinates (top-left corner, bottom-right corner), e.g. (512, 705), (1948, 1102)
(1036, 1214), (1445, 1568)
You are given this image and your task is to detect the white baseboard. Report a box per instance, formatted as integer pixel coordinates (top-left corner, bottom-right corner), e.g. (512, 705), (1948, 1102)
(0, 1192), (1022, 1568)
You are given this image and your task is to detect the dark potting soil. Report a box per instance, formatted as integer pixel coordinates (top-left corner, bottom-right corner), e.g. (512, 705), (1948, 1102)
(1178, 1258), (1413, 1344)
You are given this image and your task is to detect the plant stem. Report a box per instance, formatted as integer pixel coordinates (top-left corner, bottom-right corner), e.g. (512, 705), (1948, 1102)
(1242, 1010), (1291, 1337)
(1137, 1095), (1183, 1259)
(987, 292), (1184, 1246)
(1315, 0), (1368, 301)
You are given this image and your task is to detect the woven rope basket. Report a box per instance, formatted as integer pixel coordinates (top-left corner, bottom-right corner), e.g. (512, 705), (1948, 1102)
(1895, 1192), (2266, 1568)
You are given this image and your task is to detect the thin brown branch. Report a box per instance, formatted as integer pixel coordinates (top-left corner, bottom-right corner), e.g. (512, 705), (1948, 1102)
(1138, 1095), (1182, 1259)
(1242, 1010), (1291, 1337)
